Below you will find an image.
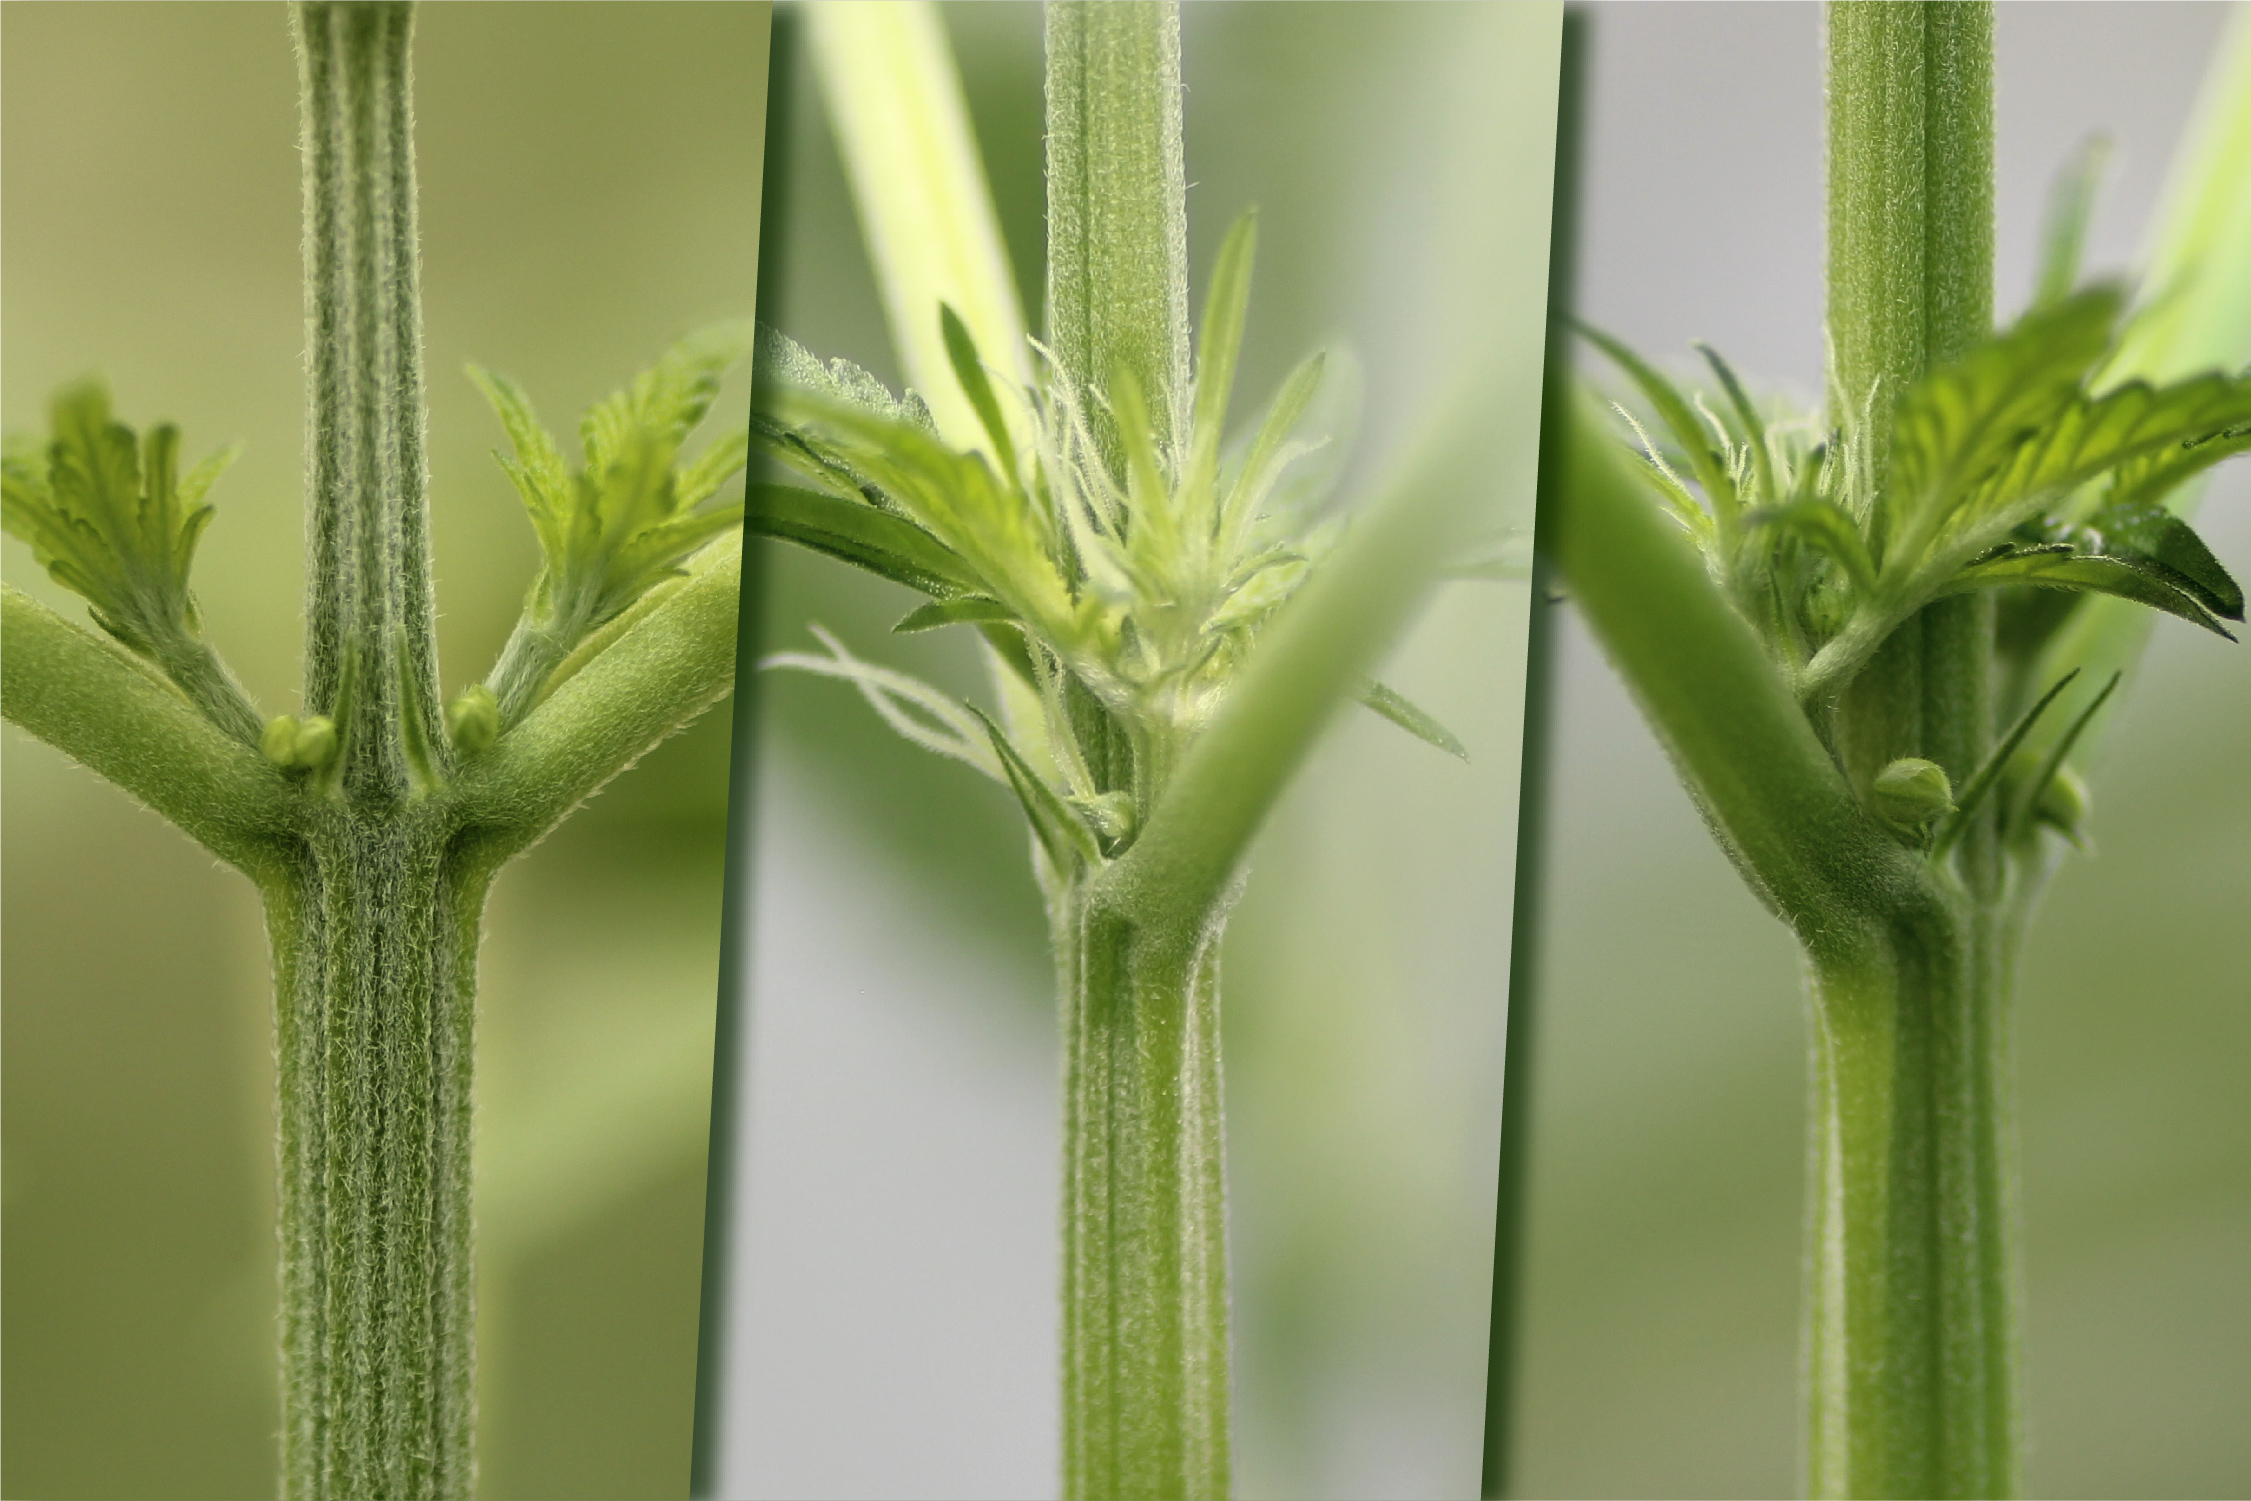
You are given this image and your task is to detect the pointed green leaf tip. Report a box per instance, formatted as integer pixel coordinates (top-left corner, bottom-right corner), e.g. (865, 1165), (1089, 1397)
(941, 302), (1019, 479)
(472, 322), (755, 724)
(1590, 281), (2251, 712)
(2, 381), (236, 659)
(1359, 681), (1468, 760)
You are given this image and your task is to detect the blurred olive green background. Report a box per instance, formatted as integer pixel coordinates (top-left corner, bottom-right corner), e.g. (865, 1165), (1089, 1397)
(1511, 5), (2251, 1496)
(2, 6), (767, 1498)
(708, 7), (1555, 1499)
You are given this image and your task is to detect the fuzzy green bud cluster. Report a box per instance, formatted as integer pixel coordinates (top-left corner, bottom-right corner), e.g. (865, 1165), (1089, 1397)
(262, 713), (340, 772)
(749, 213), (1462, 887)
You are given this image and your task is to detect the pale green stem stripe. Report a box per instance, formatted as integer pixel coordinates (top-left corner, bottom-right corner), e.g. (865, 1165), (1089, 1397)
(808, 0), (1031, 450)
(1045, 0), (1192, 471)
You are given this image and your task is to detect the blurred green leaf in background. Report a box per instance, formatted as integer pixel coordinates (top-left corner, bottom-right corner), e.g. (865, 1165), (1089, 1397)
(1, 6), (766, 1498)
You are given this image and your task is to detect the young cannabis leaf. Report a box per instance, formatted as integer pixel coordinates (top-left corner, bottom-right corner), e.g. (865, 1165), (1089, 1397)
(1586, 285), (2251, 721)
(2, 382), (262, 745)
(752, 212), (1458, 883)
(470, 321), (755, 731)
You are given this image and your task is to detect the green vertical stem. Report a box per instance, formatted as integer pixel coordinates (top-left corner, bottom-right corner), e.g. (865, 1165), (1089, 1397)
(1044, 8), (1231, 1492)
(1044, 0), (1191, 473)
(272, 812), (482, 1501)
(298, 0), (446, 803)
(281, 6), (476, 1497)
(1061, 887), (1231, 1501)
(1818, 5), (2015, 1496)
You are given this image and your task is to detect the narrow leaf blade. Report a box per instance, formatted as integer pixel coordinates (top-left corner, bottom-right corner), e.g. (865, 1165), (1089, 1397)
(967, 704), (1102, 870)
(743, 482), (984, 598)
(1359, 680), (1468, 760)
(894, 596), (1018, 633)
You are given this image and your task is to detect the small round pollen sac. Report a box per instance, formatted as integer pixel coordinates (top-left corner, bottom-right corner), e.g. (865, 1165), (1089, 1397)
(1872, 757), (1954, 831)
(262, 714), (302, 767)
(293, 716), (338, 769)
(447, 684), (500, 753)
(262, 713), (338, 771)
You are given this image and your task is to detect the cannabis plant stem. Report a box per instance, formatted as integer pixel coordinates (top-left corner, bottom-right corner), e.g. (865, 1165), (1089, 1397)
(3, 6), (755, 1494)
(1559, 6), (2015, 1494)
(1043, 8), (1230, 1497)
(800, 6), (1500, 1493)
(1561, 6), (2251, 1497)
(1815, 9), (2015, 1497)
(280, 7), (474, 1496)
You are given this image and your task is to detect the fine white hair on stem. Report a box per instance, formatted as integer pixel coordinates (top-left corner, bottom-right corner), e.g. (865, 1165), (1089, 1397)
(761, 623), (1006, 784)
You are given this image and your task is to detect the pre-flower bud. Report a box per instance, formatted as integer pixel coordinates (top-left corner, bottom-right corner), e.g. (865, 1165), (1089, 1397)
(261, 713), (338, 771)
(293, 716), (338, 769)
(447, 685), (500, 753)
(262, 715), (300, 766)
(1872, 757), (1954, 834)
(2035, 765), (2091, 847)
(1071, 790), (1137, 854)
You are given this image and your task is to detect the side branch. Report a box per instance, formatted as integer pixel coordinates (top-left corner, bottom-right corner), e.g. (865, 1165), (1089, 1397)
(449, 538), (744, 861)
(3, 586), (300, 870)
(1114, 365), (1502, 936)
(1552, 398), (1919, 942)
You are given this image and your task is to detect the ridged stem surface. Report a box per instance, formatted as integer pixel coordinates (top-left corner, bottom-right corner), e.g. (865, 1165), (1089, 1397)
(1044, 0), (1191, 471)
(281, 9), (473, 1496)
(1060, 888), (1232, 1501)
(1818, 8), (2015, 1495)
